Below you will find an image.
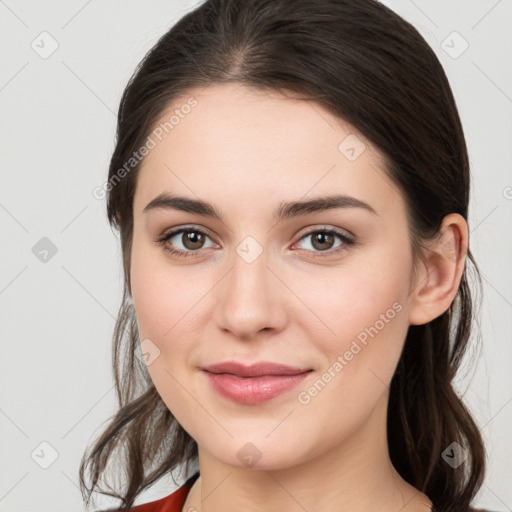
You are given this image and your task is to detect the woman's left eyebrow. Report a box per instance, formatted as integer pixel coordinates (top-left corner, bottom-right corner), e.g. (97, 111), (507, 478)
(143, 193), (378, 221)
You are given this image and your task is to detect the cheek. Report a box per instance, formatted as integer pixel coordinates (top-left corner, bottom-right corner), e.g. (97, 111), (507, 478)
(285, 279), (410, 460)
(289, 249), (412, 399)
(291, 251), (412, 348)
(130, 242), (218, 413)
(291, 249), (411, 416)
(130, 241), (210, 344)
(130, 244), (204, 425)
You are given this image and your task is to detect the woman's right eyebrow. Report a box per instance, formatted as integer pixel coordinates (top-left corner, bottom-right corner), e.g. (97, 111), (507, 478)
(143, 192), (378, 221)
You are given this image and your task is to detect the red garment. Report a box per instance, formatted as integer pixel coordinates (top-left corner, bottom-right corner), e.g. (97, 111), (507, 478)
(128, 482), (193, 512)
(105, 473), (198, 512)
(129, 482), (193, 511)
(107, 473), (495, 512)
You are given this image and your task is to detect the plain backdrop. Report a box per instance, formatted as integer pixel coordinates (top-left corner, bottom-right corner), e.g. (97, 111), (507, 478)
(0, 1), (511, 511)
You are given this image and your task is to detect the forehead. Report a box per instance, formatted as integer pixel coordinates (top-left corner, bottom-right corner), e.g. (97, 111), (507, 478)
(134, 83), (402, 218)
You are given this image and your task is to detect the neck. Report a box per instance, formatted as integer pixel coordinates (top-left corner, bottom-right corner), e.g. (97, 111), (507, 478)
(182, 393), (432, 512)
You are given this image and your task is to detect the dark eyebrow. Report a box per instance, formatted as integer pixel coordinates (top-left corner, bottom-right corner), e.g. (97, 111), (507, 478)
(143, 193), (377, 221)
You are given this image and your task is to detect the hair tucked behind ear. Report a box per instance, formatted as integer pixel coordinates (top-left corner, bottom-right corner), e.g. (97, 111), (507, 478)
(79, 1), (486, 510)
(388, 258), (485, 511)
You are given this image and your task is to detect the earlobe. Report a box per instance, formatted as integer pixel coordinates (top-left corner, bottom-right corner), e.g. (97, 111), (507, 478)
(408, 213), (468, 326)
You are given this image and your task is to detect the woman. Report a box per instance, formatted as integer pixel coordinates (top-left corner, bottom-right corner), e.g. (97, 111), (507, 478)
(80, 1), (493, 511)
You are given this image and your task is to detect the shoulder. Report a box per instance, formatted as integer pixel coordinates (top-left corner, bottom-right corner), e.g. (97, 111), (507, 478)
(98, 472), (199, 512)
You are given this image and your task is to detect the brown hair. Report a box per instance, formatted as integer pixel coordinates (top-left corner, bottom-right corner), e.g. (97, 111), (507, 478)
(79, 1), (486, 511)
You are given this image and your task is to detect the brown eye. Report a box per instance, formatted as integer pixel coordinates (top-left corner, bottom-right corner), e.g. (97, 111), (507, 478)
(311, 232), (336, 251)
(156, 227), (218, 258)
(181, 230), (206, 250)
(294, 228), (355, 258)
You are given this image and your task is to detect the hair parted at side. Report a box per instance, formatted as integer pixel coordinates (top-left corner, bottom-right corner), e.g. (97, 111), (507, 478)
(79, 1), (486, 511)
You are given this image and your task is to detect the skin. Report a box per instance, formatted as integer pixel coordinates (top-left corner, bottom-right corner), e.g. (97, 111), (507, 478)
(130, 83), (468, 512)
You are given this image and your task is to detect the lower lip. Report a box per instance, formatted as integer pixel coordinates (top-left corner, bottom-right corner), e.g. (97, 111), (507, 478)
(203, 371), (311, 404)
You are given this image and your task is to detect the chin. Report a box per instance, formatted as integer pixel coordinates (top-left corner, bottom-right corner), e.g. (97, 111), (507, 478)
(198, 434), (315, 472)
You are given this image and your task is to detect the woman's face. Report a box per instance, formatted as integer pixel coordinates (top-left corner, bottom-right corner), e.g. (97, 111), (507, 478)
(130, 83), (418, 470)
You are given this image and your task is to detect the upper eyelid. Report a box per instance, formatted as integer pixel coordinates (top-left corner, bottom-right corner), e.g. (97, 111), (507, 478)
(296, 224), (354, 240)
(161, 225), (216, 240)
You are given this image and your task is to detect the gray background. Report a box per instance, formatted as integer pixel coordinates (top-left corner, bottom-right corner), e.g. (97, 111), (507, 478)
(0, 1), (511, 511)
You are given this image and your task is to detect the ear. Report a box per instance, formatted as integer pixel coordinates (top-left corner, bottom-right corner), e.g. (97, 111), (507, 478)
(408, 213), (468, 326)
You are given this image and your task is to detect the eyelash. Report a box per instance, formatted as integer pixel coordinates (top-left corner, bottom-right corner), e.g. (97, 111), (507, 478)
(155, 226), (355, 259)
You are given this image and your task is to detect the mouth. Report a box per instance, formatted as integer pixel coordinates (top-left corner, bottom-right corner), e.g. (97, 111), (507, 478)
(200, 361), (313, 404)
(201, 360), (312, 378)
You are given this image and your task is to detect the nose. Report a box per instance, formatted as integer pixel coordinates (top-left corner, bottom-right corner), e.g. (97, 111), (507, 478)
(214, 245), (288, 340)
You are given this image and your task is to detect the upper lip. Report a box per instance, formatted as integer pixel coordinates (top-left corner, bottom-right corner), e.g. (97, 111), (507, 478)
(201, 361), (312, 378)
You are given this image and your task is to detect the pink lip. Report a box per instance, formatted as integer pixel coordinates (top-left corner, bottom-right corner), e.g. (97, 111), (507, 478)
(201, 361), (313, 404)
